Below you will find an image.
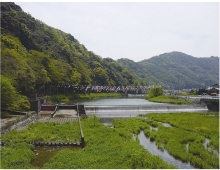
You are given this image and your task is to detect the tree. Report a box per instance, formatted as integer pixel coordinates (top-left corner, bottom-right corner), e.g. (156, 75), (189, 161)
(93, 67), (109, 86)
(70, 70), (81, 85)
(1, 75), (30, 111)
(148, 86), (163, 98)
(1, 75), (17, 109)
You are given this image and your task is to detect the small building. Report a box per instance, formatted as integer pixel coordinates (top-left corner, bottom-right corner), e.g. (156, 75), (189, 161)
(207, 84), (219, 95)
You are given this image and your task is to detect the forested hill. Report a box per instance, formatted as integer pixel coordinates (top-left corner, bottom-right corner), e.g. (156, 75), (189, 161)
(1, 2), (140, 97)
(118, 52), (219, 89)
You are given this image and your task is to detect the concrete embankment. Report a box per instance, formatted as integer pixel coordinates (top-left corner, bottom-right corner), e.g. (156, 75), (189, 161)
(178, 96), (201, 104)
(85, 104), (206, 111)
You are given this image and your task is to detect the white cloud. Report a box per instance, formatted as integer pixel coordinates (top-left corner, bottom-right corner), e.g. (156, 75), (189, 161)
(15, 2), (219, 61)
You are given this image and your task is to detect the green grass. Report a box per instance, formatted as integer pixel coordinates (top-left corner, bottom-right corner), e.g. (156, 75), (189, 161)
(1, 112), (219, 169)
(146, 95), (191, 105)
(139, 112), (219, 168)
(0, 116), (174, 169)
(75, 92), (124, 100)
(46, 93), (124, 104)
(44, 116), (175, 169)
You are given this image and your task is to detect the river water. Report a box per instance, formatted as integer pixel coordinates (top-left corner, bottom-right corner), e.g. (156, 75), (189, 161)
(80, 97), (209, 169)
(33, 98), (208, 168)
(80, 98), (207, 118)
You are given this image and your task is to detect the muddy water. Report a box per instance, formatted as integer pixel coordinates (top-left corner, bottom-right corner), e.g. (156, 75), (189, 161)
(31, 146), (81, 168)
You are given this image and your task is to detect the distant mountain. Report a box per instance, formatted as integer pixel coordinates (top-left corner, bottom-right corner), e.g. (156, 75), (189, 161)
(118, 52), (219, 89)
(1, 2), (218, 97)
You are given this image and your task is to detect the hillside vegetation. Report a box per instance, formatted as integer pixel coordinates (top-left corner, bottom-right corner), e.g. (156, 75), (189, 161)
(1, 3), (219, 111)
(1, 2), (139, 101)
(118, 52), (219, 89)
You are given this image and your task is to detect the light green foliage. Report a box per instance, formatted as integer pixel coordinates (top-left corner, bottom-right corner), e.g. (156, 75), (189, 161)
(1, 116), (174, 169)
(1, 121), (81, 168)
(1, 75), (17, 108)
(1, 142), (36, 169)
(2, 122), (81, 145)
(70, 69), (81, 85)
(147, 86), (164, 98)
(141, 112), (219, 169)
(47, 93), (123, 104)
(1, 75), (30, 110)
(2, 113), (218, 169)
(9, 94), (30, 111)
(43, 117), (175, 169)
(93, 67), (109, 85)
(147, 95), (191, 105)
(1, 2), (140, 99)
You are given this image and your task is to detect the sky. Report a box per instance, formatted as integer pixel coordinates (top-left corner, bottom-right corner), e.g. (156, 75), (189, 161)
(14, 1), (219, 62)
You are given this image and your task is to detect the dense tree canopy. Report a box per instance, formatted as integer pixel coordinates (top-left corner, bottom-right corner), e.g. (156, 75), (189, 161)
(1, 2), (140, 108)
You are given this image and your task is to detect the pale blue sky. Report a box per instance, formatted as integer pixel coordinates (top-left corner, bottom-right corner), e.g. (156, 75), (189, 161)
(15, 2), (219, 62)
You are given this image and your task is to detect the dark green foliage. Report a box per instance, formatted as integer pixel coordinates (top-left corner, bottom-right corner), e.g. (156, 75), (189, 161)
(118, 52), (219, 88)
(1, 2), (140, 100)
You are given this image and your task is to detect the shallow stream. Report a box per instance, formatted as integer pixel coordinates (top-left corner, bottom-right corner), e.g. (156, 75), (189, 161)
(31, 146), (80, 168)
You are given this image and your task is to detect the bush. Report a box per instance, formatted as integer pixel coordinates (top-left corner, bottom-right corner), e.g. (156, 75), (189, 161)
(147, 86), (163, 98)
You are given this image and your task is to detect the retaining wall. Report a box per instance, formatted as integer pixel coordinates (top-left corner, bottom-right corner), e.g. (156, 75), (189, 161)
(59, 105), (77, 110)
(41, 105), (56, 111)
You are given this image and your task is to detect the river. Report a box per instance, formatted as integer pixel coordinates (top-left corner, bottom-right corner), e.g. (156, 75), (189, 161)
(80, 97), (208, 169)
(80, 98), (207, 118)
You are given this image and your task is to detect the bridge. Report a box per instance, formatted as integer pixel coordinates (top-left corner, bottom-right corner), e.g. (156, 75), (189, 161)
(200, 97), (219, 111)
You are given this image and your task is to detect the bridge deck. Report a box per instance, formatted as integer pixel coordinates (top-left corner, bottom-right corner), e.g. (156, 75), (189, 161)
(200, 97), (219, 102)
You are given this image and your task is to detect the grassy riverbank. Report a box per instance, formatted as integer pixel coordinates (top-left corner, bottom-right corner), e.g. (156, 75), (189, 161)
(139, 112), (219, 169)
(146, 95), (191, 105)
(1, 112), (218, 169)
(1, 116), (174, 169)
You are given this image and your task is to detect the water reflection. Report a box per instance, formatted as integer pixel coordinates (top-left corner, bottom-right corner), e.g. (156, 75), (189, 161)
(203, 138), (219, 157)
(99, 117), (114, 127)
(138, 131), (195, 169)
(86, 98), (209, 169)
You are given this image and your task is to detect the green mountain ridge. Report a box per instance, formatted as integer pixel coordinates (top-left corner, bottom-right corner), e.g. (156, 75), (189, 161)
(1, 2), (140, 98)
(1, 2), (219, 108)
(118, 52), (219, 89)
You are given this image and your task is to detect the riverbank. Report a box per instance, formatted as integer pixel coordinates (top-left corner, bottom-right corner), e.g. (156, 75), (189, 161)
(45, 93), (125, 104)
(146, 95), (192, 105)
(1, 112), (218, 169)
